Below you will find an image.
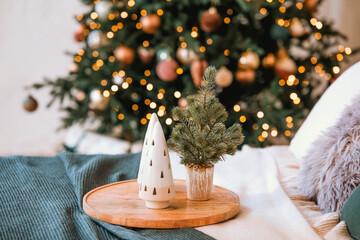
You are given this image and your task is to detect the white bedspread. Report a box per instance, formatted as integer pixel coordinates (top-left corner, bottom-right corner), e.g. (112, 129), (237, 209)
(170, 145), (321, 240)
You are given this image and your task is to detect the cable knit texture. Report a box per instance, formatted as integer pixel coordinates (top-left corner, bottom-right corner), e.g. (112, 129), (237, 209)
(0, 152), (214, 240)
(298, 92), (360, 213)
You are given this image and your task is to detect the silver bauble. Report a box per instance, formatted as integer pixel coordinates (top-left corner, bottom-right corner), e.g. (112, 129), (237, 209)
(87, 30), (107, 49)
(176, 47), (197, 65)
(156, 49), (170, 61)
(94, 1), (113, 20)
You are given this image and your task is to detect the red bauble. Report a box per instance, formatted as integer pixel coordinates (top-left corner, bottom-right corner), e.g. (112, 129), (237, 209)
(114, 46), (135, 65)
(274, 57), (297, 79)
(235, 69), (256, 85)
(156, 59), (179, 82)
(191, 59), (208, 88)
(74, 25), (86, 42)
(140, 14), (161, 34)
(330, 74), (339, 84)
(199, 7), (222, 33)
(304, 0), (318, 9)
(23, 95), (38, 112)
(138, 47), (155, 64)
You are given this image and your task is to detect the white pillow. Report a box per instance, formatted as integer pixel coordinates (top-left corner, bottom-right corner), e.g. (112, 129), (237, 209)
(64, 126), (131, 154)
(290, 61), (360, 161)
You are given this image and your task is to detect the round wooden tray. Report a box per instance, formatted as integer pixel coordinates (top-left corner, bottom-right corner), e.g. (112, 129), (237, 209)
(83, 179), (240, 228)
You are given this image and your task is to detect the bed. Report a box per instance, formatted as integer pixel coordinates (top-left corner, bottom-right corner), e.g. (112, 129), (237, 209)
(170, 145), (351, 240)
(2, 62), (360, 239)
(0, 145), (352, 240)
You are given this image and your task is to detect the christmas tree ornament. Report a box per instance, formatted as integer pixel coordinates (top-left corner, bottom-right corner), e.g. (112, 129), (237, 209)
(289, 18), (306, 38)
(156, 48), (170, 61)
(274, 57), (297, 79)
(176, 47), (197, 65)
(178, 98), (188, 108)
(140, 14), (161, 34)
(156, 58), (179, 82)
(87, 30), (107, 49)
(139, 119), (176, 209)
(190, 59), (208, 87)
(74, 25), (86, 42)
(304, 0), (318, 9)
(235, 69), (256, 85)
(69, 63), (79, 73)
(23, 95), (38, 112)
(114, 46), (135, 65)
(138, 46), (155, 64)
(274, 49), (297, 79)
(262, 53), (276, 68)
(75, 90), (86, 101)
(94, 1), (113, 20)
(113, 75), (124, 85)
(215, 66), (233, 88)
(199, 7), (222, 32)
(89, 89), (109, 110)
(277, 47), (288, 59)
(270, 25), (289, 41)
(238, 50), (260, 70)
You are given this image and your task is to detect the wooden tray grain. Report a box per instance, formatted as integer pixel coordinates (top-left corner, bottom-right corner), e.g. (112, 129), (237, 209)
(83, 179), (240, 228)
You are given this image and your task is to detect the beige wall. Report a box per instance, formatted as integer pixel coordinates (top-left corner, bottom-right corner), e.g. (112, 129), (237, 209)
(0, 0), (84, 155)
(0, 0), (359, 155)
(318, 0), (360, 66)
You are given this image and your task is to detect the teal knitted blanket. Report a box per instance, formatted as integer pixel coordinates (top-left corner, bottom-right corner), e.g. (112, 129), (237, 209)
(0, 153), (214, 240)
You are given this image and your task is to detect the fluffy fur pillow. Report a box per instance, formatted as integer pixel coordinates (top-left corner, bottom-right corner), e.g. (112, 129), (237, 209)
(298, 92), (360, 213)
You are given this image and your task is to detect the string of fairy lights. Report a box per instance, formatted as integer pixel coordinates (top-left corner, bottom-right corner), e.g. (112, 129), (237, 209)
(60, 0), (353, 145)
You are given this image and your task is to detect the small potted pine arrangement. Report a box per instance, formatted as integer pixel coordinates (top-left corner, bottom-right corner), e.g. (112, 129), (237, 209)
(168, 66), (244, 200)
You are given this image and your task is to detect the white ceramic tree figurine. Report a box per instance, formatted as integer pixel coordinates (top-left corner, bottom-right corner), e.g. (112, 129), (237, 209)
(139, 121), (176, 209)
(137, 113), (159, 184)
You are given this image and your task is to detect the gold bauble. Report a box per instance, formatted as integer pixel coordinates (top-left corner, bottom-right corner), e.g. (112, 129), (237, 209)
(274, 57), (297, 79)
(176, 47), (197, 65)
(289, 18), (306, 38)
(215, 66), (233, 88)
(140, 14), (161, 34)
(235, 69), (256, 85)
(114, 46), (135, 65)
(262, 53), (276, 68)
(89, 90), (109, 111)
(238, 50), (260, 70)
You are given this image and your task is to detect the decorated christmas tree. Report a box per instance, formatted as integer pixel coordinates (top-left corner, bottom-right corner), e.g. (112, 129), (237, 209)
(32, 0), (354, 147)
